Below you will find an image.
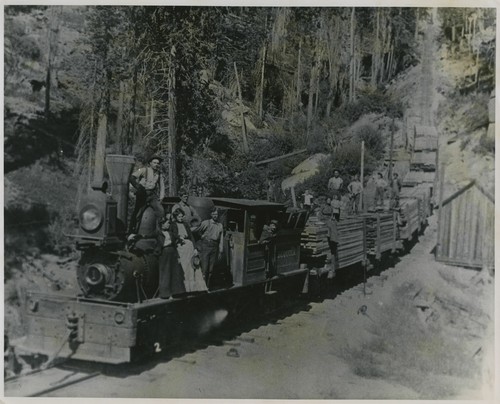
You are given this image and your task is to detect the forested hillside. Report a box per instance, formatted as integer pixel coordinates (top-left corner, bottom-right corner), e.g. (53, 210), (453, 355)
(4, 6), (495, 254)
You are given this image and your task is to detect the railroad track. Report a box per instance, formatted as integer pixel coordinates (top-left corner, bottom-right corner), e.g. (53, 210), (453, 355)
(4, 362), (101, 397)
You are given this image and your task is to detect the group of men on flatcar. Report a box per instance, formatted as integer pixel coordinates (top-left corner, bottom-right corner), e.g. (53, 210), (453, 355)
(304, 169), (402, 217)
(303, 169), (402, 267)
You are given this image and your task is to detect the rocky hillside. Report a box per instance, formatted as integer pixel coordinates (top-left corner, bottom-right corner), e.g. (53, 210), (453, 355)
(4, 6), (89, 172)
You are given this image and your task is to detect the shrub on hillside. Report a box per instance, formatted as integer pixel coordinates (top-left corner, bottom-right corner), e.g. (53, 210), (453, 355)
(355, 125), (386, 161)
(293, 140), (380, 201)
(5, 19), (41, 61)
(473, 132), (495, 156)
(340, 90), (404, 124)
(249, 129), (295, 163)
(47, 208), (77, 256)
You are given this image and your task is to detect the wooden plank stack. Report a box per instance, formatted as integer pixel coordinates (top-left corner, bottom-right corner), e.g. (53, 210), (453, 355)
(414, 136), (438, 151)
(300, 216), (330, 266)
(402, 171), (435, 186)
(411, 151), (437, 171)
(400, 184), (431, 225)
(300, 215), (366, 269)
(359, 213), (397, 258)
(337, 217), (366, 268)
(398, 197), (420, 240)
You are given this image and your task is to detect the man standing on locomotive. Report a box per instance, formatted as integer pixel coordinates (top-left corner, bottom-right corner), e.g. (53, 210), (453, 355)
(195, 208), (224, 289)
(129, 155), (165, 233)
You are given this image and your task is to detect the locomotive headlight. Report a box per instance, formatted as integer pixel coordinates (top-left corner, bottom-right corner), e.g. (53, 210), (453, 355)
(79, 204), (103, 232)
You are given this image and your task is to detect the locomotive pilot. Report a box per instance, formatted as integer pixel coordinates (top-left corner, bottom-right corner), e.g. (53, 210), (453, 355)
(129, 155), (165, 233)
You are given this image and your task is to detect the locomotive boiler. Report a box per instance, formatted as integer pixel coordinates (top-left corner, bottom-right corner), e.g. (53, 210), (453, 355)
(74, 154), (162, 302)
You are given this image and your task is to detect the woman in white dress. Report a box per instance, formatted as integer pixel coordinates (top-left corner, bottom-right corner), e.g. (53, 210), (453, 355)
(170, 208), (208, 293)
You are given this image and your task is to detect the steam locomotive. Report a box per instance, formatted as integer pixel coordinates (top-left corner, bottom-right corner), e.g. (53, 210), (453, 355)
(17, 155), (310, 363)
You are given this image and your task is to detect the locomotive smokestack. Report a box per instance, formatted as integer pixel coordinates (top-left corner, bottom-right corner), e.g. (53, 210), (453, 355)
(91, 108), (108, 190)
(106, 155), (135, 231)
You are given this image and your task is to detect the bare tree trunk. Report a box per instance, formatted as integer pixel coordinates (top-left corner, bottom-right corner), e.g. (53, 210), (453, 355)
(150, 99), (155, 132)
(326, 95), (332, 118)
(415, 8), (419, 40)
(87, 60), (97, 190)
(296, 39), (302, 110)
(314, 60), (320, 115)
(45, 67), (51, 120)
(349, 7), (355, 102)
(384, 31), (393, 81)
(128, 66), (138, 154)
(116, 81), (125, 154)
(306, 53), (318, 139)
(474, 48), (480, 86)
(168, 55), (177, 196)
(355, 53), (361, 99)
(257, 44), (266, 120)
(387, 44), (394, 79)
(372, 9), (380, 87)
(234, 62), (249, 154)
(93, 106), (107, 187)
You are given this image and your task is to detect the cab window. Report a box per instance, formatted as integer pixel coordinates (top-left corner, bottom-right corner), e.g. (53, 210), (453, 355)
(226, 209), (245, 233)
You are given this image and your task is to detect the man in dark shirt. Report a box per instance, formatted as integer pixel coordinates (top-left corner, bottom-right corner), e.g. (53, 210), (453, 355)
(172, 190), (201, 230)
(390, 173), (402, 209)
(259, 219), (278, 278)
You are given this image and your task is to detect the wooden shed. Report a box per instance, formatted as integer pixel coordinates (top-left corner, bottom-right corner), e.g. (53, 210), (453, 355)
(436, 180), (494, 270)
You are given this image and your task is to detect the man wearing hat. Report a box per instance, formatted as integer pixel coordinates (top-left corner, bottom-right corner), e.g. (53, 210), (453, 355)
(129, 155), (165, 233)
(195, 207), (224, 288)
(171, 189), (201, 231)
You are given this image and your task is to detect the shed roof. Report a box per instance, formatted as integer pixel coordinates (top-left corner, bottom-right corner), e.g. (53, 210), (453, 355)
(281, 153), (329, 190)
(403, 171), (435, 185)
(441, 180), (494, 206)
(211, 197), (285, 210)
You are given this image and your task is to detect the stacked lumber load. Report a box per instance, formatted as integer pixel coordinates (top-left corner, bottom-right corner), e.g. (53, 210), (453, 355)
(337, 217), (366, 268)
(414, 124), (438, 139)
(398, 197), (420, 240)
(400, 184), (431, 225)
(414, 136), (438, 152)
(300, 215), (330, 265)
(411, 151), (437, 171)
(360, 213), (397, 258)
(402, 171), (435, 186)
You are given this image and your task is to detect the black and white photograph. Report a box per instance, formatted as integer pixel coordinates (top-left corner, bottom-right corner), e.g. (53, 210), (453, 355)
(3, 2), (496, 400)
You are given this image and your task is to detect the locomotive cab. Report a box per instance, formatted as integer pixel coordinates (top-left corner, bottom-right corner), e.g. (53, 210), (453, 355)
(211, 198), (307, 287)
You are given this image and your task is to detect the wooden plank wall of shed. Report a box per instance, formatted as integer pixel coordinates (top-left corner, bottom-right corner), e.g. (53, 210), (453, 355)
(437, 186), (494, 269)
